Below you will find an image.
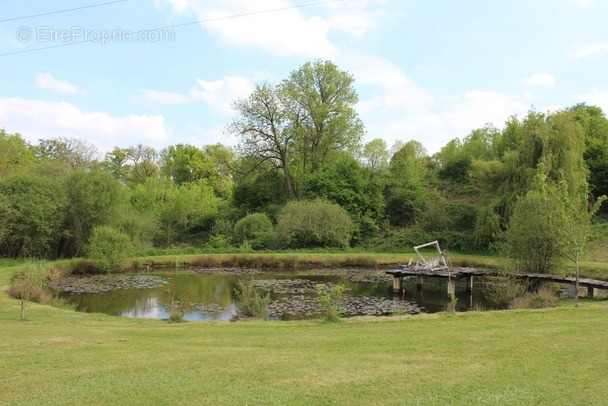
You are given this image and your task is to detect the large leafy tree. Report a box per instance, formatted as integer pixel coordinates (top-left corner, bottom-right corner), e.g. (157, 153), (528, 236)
(228, 82), (297, 197)
(158, 182), (219, 245)
(228, 60), (364, 198)
(203, 143), (235, 198)
(471, 110), (589, 248)
(0, 130), (35, 178)
(282, 60), (364, 174)
(301, 154), (385, 243)
(35, 137), (99, 171)
(384, 141), (430, 227)
(160, 143), (234, 199)
(436, 125), (498, 185)
(232, 170), (289, 220)
(104, 144), (158, 187)
(59, 171), (126, 257)
(0, 174), (66, 258)
(160, 144), (212, 186)
(568, 103), (608, 211)
(502, 172), (606, 300)
(361, 138), (389, 173)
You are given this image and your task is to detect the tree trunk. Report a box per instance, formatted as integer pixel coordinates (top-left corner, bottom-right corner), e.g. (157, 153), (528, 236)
(575, 252), (580, 308)
(280, 149), (296, 198)
(20, 299), (25, 320)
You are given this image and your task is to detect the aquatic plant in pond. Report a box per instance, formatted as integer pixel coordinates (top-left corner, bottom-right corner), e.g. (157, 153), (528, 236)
(234, 278), (271, 320)
(316, 283), (346, 322)
(56, 269), (505, 321)
(163, 283), (194, 322)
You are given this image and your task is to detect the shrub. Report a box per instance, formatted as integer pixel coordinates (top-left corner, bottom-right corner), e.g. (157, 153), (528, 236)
(509, 286), (558, 309)
(211, 218), (234, 238)
(481, 275), (528, 308)
(68, 259), (103, 275)
(364, 226), (431, 252)
(275, 200), (353, 249)
(9, 263), (50, 320)
(87, 225), (134, 273)
(205, 235), (234, 250)
(234, 278), (271, 320)
(233, 213), (275, 250)
(316, 283), (346, 322)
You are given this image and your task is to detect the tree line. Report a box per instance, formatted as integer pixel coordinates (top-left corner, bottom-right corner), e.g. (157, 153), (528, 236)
(0, 60), (607, 265)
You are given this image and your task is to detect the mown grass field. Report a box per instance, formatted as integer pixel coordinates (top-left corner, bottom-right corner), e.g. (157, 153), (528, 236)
(2, 259), (608, 405)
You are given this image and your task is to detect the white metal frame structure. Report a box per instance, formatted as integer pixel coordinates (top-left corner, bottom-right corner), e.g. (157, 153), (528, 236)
(413, 240), (449, 272)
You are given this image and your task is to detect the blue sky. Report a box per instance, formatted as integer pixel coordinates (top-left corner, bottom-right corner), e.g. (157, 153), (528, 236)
(2, 0), (608, 156)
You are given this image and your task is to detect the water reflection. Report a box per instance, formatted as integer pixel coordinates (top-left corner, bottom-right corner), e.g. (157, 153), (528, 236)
(60, 270), (498, 321)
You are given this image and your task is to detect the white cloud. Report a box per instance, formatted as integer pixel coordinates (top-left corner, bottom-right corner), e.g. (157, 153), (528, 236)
(188, 124), (234, 146)
(569, 42), (608, 59)
(363, 89), (530, 154)
(344, 54), (433, 114)
(159, 0), (334, 57)
(522, 73), (555, 87)
(438, 90), (530, 131)
(350, 56), (531, 154)
(190, 75), (253, 115)
(324, 0), (389, 38)
(0, 98), (171, 153)
(572, 89), (608, 111)
(35, 72), (81, 94)
(139, 89), (191, 104)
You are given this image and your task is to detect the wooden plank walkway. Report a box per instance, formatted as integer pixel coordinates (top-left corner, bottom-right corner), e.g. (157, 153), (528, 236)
(386, 267), (608, 298)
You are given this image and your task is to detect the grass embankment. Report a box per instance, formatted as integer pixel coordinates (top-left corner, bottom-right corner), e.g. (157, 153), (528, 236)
(130, 251), (608, 280)
(134, 251), (499, 270)
(2, 264), (608, 405)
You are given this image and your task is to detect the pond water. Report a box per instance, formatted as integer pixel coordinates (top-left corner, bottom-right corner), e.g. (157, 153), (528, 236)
(53, 268), (499, 321)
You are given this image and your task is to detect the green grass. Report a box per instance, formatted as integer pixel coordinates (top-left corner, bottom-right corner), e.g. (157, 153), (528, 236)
(2, 263), (608, 405)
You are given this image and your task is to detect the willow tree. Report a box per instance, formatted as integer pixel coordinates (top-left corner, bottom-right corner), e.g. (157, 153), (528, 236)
(384, 140), (430, 226)
(568, 104), (608, 211)
(472, 110), (590, 249)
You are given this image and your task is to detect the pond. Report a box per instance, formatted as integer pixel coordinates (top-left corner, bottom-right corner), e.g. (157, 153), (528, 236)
(51, 268), (499, 321)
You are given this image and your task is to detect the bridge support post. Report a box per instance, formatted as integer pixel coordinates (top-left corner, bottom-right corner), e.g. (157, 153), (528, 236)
(465, 275), (474, 293)
(416, 275), (424, 291)
(392, 276), (402, 294)
(466, 291), (473, 308)
(588, 286), (598, 298)
(447, 278), (456, 300)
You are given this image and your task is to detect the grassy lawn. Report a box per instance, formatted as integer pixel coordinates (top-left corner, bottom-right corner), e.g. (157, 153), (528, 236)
(2, 263), (608, 405)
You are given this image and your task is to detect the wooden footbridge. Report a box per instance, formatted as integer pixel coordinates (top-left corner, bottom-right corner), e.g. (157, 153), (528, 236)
(387, 267), (608, 299)
(387, 241), (608, 299)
